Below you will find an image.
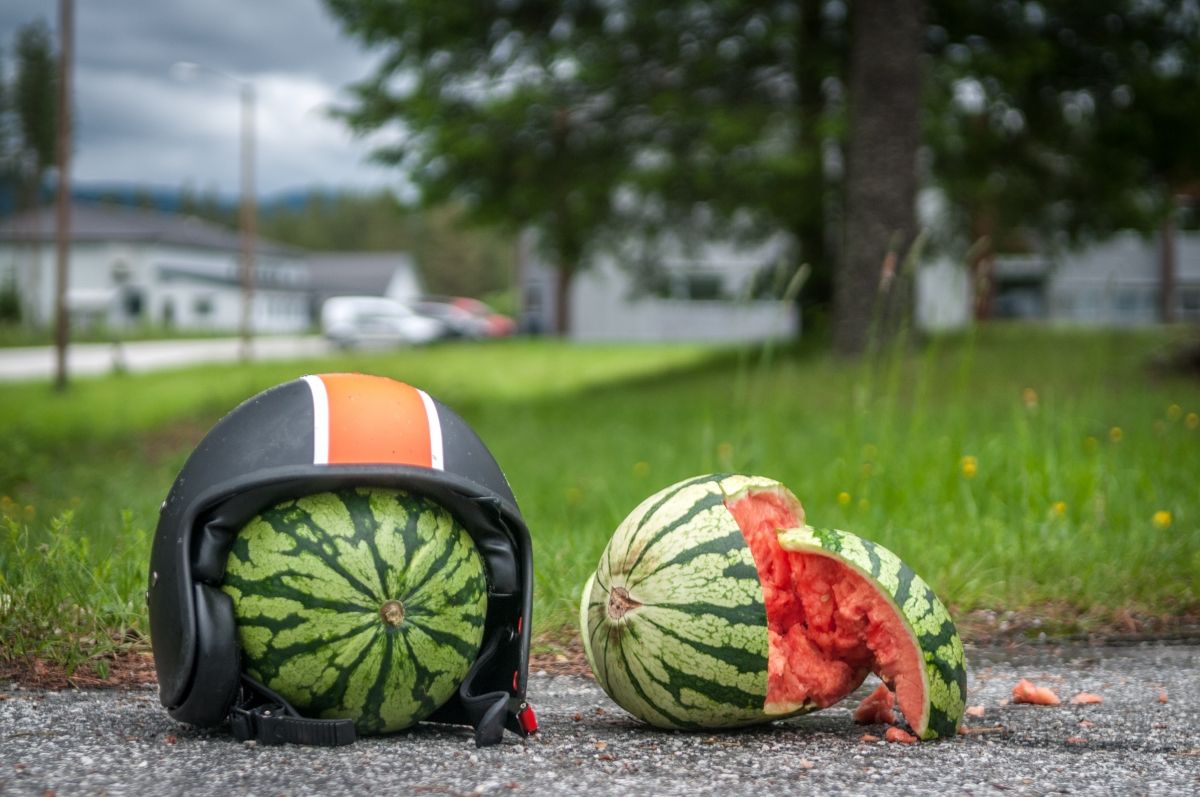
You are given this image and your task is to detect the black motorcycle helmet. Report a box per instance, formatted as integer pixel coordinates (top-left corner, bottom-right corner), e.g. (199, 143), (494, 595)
(147, 373), (536, 747)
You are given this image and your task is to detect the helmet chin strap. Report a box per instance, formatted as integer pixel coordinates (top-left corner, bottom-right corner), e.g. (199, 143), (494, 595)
(229, 674), (357, 747)
(227, 623), (539, 747)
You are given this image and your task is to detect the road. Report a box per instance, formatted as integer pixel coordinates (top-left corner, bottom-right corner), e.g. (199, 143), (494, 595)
(1, 643), (1197, 796)
(0, 336), (333, 381)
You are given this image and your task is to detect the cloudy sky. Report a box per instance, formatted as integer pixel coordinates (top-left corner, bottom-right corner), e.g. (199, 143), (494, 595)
(0, 0), (401, 199)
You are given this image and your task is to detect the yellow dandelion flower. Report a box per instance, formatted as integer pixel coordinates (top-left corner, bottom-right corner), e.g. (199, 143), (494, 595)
(837, 491), (852, 507)
(632, 461), (650, 478)
(1167, 404), (1183, 422)
(1187, 412), (1199, 430)
(1152, 510), (1172, 530)
(1109, 426), (1123, 443)
(1022, 387), (1038, 408)
(1051, 501), (1067, 518)
(858, 497), (870, 510)
(960, 455), (978, 479)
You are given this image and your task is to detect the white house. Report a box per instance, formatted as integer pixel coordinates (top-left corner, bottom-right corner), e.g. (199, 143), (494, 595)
(914, 229), (1200, 330)
(520, 232), (799, 342)
(0, 202), (311, 334)
(1044, 231), (1200, 325)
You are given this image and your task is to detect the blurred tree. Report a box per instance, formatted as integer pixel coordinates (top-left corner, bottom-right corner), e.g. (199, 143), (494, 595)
(323, 0), (1200, 343)
(11, 19), (58, 211)
(324, 1), (849, 335)
(836, 0), (923, 355)
(926, 0), (1200, 321)
(323, 1), (628, 334)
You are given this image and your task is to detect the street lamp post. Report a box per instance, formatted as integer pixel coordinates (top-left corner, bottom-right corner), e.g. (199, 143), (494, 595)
(171, 61), (256, 360)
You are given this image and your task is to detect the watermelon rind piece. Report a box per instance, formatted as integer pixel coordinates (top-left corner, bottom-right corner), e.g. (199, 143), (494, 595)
(775, 525), (968, 740)
(222, 487), (488, 735)
(581, 473), (816, 729)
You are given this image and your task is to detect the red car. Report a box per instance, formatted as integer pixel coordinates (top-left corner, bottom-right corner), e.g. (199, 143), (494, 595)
(451, 298), (516, 337)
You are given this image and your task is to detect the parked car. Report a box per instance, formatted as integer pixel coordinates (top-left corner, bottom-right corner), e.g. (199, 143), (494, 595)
(413, 296), (516, 339)
(320, 296), (445, 349)
(411, 298), (491, 339)
(452, 297), (517, 337)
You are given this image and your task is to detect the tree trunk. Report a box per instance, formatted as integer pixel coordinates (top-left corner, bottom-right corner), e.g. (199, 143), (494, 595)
(970, 209), (996, 322)
(1160, 208), (1177, 324)
(554, 263), (573, 337)
(834, 0), (923, 356)
(794, 0), (830, 331)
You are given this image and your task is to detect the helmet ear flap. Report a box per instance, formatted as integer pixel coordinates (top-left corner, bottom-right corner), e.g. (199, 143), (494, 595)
(170, 583), (241, 726)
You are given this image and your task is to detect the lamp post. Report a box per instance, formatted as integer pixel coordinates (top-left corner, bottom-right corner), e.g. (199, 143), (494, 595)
(171, 61), (256, 360)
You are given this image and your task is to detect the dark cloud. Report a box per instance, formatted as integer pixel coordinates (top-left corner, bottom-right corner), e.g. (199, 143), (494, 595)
(1, 0), (396, 196)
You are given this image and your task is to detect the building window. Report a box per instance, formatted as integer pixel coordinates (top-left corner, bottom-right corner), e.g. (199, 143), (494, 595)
(1179, 287), (1200, 321)
(124, 289), (144, 319)
(193, 296), (214, 318)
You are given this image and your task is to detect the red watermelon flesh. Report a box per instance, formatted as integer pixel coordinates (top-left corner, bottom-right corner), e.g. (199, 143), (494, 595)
(726, 489), (926, 731)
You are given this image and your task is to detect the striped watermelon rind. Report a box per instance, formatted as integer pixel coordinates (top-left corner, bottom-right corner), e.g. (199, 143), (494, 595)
(581, 473), (968, 739)
(775, 526), (968, 739)
(582, 473), (813, 729)
(221, 487), (488, 734)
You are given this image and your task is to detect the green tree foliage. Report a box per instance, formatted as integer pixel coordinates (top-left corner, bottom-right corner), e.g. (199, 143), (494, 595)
(926, 0), (1200, 317)
(322, 1), (1200, 341)
(10, 19), (58, 210)
(324, 1), (631, 333)
(570, 1), (848, 324)
(323, 1), (852, 333)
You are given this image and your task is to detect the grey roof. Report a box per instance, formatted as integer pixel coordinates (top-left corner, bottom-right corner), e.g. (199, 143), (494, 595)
(305, 251), (417, 295)
(157, 264), (309, 292)
(0, 202), (299, 257)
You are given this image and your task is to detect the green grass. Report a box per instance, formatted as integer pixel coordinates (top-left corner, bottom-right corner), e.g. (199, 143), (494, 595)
(1, 327), (1199, 674)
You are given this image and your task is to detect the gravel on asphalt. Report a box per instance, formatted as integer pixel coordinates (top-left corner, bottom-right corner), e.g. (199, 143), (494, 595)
(1, 643), (1197, 796)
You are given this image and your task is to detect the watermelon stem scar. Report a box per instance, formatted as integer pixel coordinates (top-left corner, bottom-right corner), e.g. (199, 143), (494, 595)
(607, 587), (642, 620)
(379, 600), (405, 627)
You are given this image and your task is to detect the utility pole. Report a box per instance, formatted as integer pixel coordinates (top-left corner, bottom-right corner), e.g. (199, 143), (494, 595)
(238, 80), (256, 360)
(173, 61), (257, 360)
(53, 0), (73, 391)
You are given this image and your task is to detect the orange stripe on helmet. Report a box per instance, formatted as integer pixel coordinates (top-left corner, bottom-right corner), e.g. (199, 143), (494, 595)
(316, 373), (435, 467)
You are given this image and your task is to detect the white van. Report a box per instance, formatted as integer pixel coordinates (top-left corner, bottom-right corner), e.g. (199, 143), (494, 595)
(320, 296), (445, 349)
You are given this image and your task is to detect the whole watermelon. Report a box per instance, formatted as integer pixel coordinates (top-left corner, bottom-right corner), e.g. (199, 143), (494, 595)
(221, 487), (488, 734)
(581, 473), (967, 739)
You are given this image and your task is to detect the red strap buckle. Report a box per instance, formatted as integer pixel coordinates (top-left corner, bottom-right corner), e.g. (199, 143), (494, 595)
(517, 703), (539, 734)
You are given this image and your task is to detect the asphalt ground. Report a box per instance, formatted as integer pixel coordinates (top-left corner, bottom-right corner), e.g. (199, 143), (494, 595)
(1, 643), (1197, 796)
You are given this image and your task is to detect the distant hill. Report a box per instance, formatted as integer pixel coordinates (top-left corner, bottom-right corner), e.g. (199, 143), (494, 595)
(69, 183), (343, 215)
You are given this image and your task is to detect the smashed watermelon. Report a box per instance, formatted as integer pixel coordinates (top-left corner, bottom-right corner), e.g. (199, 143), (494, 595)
(580, 474), (967, 739)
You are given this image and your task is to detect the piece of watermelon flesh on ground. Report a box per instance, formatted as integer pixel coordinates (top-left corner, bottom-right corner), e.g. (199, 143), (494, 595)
(853, 683), (897, 725)
(726, 489), (926, 733)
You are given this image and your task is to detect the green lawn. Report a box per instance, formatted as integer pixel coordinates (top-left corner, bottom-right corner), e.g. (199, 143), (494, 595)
(2, 327), (1198, 674)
